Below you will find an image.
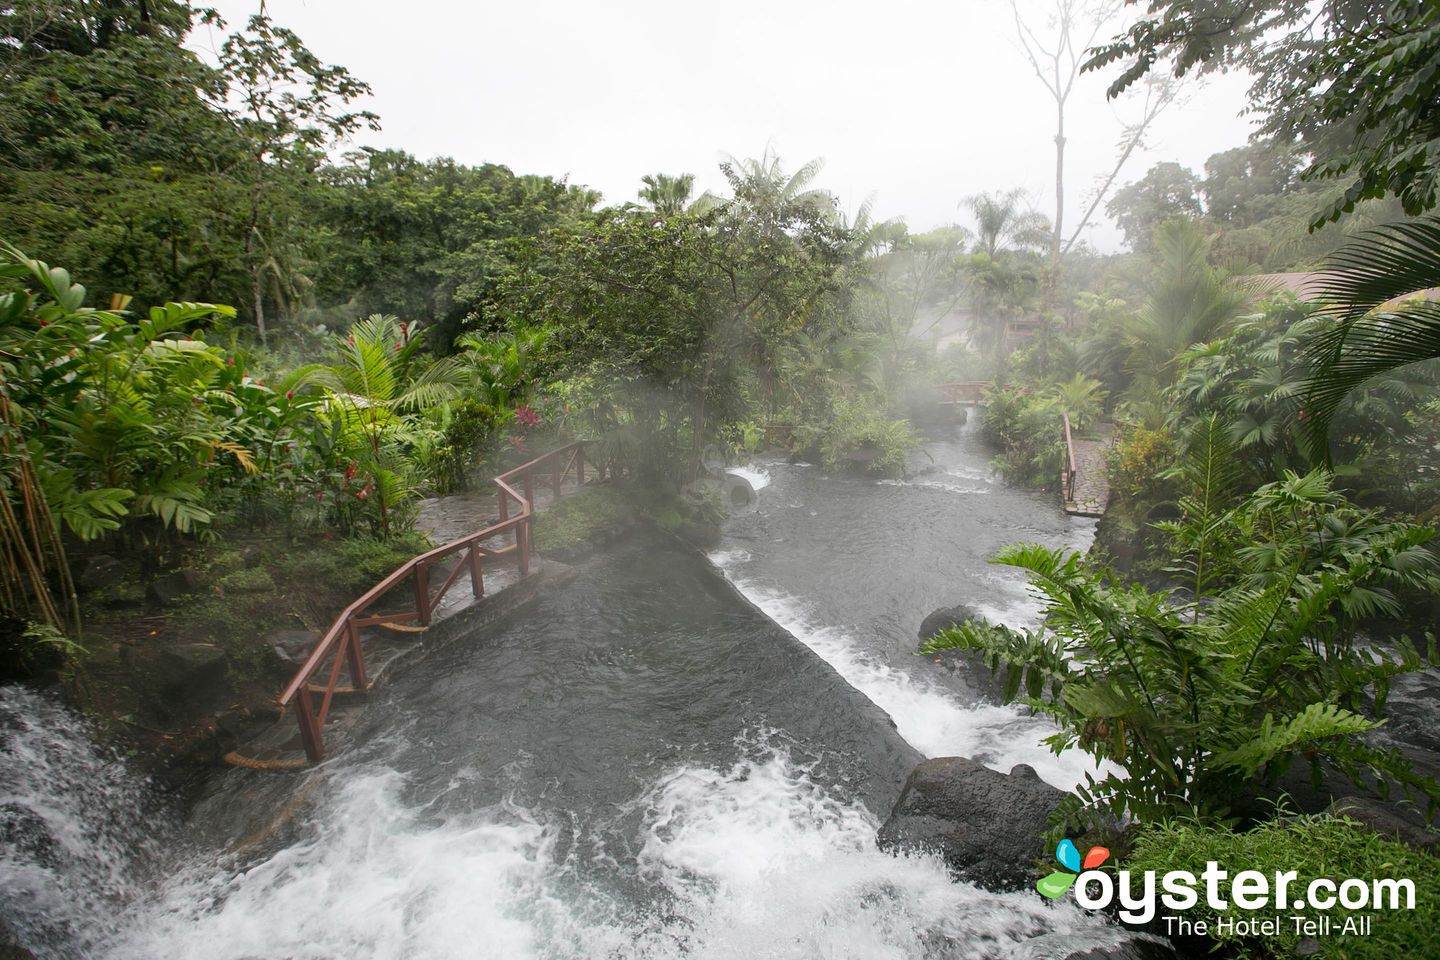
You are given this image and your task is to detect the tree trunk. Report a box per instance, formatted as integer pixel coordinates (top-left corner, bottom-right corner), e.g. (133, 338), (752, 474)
(245, 155), (267, 345)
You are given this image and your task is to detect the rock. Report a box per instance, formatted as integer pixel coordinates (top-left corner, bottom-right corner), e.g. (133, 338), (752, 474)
(1325, 796), (1440, 852)
(268, 630), (320, 666)
(0, 914), (37, 960)
(154, 643), (228, 713)
(918, 604), (984, 643)
(918, 604), (1007, 701)
(1006, 929), (1175, 960)
(877, 756), (1067, 891)
(146, 569), (200, 604)
(77, 555), (125, 592)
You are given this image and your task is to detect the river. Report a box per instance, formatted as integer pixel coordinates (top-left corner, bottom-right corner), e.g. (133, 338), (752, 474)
(1, 417), (1116, 959)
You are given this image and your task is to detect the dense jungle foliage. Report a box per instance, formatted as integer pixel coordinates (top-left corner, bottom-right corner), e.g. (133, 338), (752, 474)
(4, 0), (1440, 910)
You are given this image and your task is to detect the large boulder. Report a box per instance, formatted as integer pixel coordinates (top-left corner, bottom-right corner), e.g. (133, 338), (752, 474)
(77, 555), (125, 592)
(877, 756), (1066, 892)
(918, 603), (984, 643)
(918, 604), (1006, 702)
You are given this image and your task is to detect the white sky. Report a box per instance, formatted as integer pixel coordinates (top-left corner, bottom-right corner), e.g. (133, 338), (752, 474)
(191, 0), (1258, 253)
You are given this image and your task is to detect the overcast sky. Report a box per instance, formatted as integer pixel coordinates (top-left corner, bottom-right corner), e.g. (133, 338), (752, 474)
(191, 0), (1258, 252)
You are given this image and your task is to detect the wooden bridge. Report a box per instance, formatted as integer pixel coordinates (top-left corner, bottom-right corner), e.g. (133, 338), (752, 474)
(936, 381), (992, 405)
(1062, 414), (1113, 517)
(275, 441), (603, 762)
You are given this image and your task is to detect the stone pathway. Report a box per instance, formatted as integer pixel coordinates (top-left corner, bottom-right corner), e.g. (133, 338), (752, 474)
(1064, 423), (1114, 517)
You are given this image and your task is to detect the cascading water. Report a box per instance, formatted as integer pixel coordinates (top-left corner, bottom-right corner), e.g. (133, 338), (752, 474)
(1, 418), (1126, 958)
(713, 416), (1107, 788)
(0, 687), (170, 958)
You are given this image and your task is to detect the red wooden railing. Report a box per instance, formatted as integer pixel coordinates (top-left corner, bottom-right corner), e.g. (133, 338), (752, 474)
(277, 441), (592, 762)
(936, 381), (993, 404)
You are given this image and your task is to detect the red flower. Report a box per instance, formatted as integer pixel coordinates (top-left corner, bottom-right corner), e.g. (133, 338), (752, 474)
(38, 320), (49, 327)
(227, 359), (235, 366)
(286, 391), (294, 399)
(394, 342), (402, 351)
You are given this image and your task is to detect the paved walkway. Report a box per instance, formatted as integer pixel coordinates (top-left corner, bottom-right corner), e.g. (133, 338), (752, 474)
(1065, 423), (1114, 517)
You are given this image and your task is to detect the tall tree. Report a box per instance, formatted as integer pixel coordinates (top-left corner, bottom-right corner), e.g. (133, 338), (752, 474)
(1087, 0), (1440, 226)
(216, 12), (379, 343)
(1011, 0), (1179, 272)
(1105, 160), (1202, 252)
(637, 172), (696, 218)
(962, 188), (1052, 257)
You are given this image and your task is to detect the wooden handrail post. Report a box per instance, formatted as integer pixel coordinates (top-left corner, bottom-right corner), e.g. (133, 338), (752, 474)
(294, 687), (324, 763)
(524, 515), (535, 575)
(469, 542), (483, 597)
(551, 455), (561, 499)
(414, 560), (431, 626)
(344, 618), (368, 692)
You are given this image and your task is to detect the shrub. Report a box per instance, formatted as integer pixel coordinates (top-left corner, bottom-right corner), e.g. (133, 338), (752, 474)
(980, 387), (1064, 487)
(805, 396), (921, 478)
(1125, 815), (1440, 959)
(923, 470), (1440, 835)
(1108, 425), (1176, 503)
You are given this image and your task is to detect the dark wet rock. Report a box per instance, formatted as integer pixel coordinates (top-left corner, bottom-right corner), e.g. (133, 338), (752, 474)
(146, 569), (200, 604)
(0, 914), (37, 960)
(877, 756), (1066, 892)
(268, 630), (319, 665)
(154, 643), (228, 713)
(918, 604), (1007, 701)
(1008, 929), (1175, 960)
(77, 555), (125, 592)
(918, 604), (984, 643)
(1324, 796), (1440, 852)
(1269, 741), (1440, 825)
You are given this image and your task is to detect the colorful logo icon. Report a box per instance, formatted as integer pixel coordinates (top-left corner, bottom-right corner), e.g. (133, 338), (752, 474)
(1037, 838), (1110, 898)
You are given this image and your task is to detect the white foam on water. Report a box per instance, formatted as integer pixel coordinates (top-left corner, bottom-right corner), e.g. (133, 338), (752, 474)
(631, 740), (1095, 960)
(0, 687), (164, 958)
(725, 465), (771, 491)
(93, 741), (1096, 960)
(705, 554), (1110, 792)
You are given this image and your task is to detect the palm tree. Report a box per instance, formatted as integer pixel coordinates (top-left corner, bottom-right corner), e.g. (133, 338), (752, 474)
(1301, 215), (1440, 459)
(314, 314), (466, 537)
(1121, 220), (1250, 389)
(637, 173), (696, 218)
(961, 188), (1052, 256)
(719, 148), (839, 224)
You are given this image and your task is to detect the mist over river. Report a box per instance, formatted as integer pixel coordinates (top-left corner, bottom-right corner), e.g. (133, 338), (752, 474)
(1, 417), (1120, 959)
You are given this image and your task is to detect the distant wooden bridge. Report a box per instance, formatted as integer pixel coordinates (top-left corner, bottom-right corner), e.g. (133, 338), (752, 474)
(1062, 414), (1114, 517)
(936, 381), (993, 405)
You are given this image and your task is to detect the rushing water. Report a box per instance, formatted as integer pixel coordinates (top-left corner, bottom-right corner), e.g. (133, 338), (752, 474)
(714, 417), (1102, 787)
(2, 418), (1122, 959)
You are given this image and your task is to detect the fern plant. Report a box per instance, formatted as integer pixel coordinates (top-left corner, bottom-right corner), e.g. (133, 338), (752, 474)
(923, 469), (1440, 835)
